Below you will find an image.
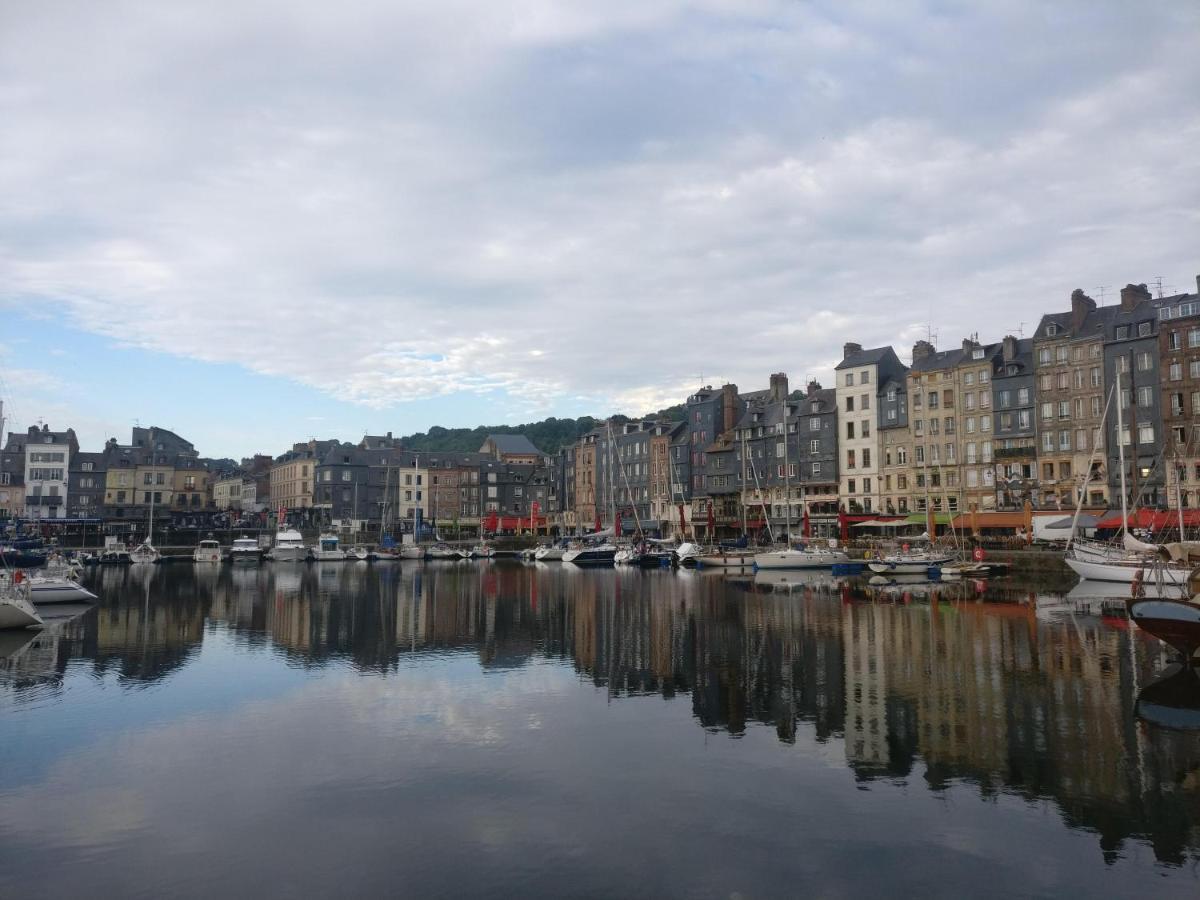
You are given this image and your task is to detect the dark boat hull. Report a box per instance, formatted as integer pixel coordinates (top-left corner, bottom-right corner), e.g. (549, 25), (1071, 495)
(1128, 598), (1200, 660)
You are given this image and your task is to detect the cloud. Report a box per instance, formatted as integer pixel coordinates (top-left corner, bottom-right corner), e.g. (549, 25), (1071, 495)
(1, 0), (1198, 428)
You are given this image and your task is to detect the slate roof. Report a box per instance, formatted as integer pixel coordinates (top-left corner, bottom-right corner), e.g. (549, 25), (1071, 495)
(835, 346), (895, 371)
(482, 434), (543, 455)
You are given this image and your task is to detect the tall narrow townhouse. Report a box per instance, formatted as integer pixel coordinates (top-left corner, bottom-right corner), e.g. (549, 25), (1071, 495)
(905, 340), (963, 518)
(877, 369), (910, 516)
(1103, 284), (1165, 509)
(1032, 290), (1113, 509)
(991, 336), (1038, 510)
(835, 344), (906, 516)
(1158, 279), (1200, 510)
(956, 338), (1004, 512)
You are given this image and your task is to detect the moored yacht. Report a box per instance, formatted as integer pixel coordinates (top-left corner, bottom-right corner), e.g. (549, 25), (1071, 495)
(0, 578), (42, 630)
(533, 544), (564, 561)
(270, 528), (308, 561)
(867, 548), (955, 575)
(753, 545), (850, 569)
(312, 533), (344, 561)
(229, 536), (262, 563)
(129, 538), (161, 565)
(562, 542), (618, 566)
(193, 539), (223, 563)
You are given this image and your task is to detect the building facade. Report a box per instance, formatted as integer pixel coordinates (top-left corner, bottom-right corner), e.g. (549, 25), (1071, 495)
(1159, 283), (1200, 509)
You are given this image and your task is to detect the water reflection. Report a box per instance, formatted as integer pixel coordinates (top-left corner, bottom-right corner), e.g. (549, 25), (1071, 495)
(2, 562), (1199, 882)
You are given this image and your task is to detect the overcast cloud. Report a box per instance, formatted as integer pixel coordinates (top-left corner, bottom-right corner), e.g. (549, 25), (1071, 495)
(2, 0), (1198, 435)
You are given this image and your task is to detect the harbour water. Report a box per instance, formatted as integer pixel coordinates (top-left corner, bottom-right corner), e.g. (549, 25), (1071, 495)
(2, 563), (1199, 898)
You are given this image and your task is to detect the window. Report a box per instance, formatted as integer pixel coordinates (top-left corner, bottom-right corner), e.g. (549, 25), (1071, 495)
(1046, 324), (1059, 337)
(1058, 401), (1069, 418)
(1057, 372), (1069, 390)
(144, 473), (153, 485)
(1190, 327), (1200, 348)
(811, 462), (821, 475)
(1138, 423), (1155, 444)
(1116, 356), (1130, 373)
(1116, 325), (1129, 340)
(1138, 386), (1153, 407)
(1041, 402), (1052, 421)
(809, 418), (821, 431)
(860, 393), (870, 410)
(809, 439), (820, 453)
(1058, 430), (1071, 451)
(1018, 410), (1031, 429)
(1138, 322), (1151, 337)
(964, 372), (975, 386)
(846, 422), (855, 439)
(1169, 331), (1181, 350)
(915, 446), (925, 463)
(979, 369), (990, 384)
(1038, 347), (1051, 364)
(973, 348), (985, 360)
(1056, 346), (1068, 363)
(845, 396), (854, 412)
(1170, 362), (1183, 381)
(846, 450), (856, 469)
(861, 420), (870, 438)
(860, 371), (870, 384)
(1042, 432), (1053, 452)
(1075, 429), (1088, 451)
(1136, 351), (1153, 370)
(897, 447), (907, 465)
(862, 449), (871, 468)
(342, 471), (352, 481)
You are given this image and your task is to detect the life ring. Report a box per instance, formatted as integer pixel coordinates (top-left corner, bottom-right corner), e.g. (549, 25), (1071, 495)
(902, 543), (910, 553)
(13, 570), (23, 584)
(973, 547), (984, 562)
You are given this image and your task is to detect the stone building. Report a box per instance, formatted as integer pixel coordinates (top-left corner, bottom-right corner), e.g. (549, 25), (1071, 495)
(1157, 280), (1200, 509)
(1031, 290), (1113, 509)
(835, 345), (907, 516)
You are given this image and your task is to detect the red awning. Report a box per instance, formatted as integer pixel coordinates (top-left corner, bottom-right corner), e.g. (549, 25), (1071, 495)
(1095, 509), (1200, 529)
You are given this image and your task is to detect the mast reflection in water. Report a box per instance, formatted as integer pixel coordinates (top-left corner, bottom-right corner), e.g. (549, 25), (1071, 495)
(1, 563), (1198, 897)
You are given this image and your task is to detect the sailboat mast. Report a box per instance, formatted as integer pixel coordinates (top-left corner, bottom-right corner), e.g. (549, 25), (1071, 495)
(740, 427), (748, 536)
(1115, 368), (1129, 536)
(1176, 451), (1186, 540)
(781, 400), (791, 544)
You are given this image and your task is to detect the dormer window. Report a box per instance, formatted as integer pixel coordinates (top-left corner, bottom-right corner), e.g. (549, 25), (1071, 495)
(972, 348), (985, 360)
(1006, 365), (1018, 375)
(1046, 324), (1058, 336)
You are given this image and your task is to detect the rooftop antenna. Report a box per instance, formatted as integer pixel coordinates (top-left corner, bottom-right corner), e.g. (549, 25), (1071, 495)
(1096, 285), (1109, 304)
(1152, 276), (1164, 299)
(1015, 322), (1026, 337)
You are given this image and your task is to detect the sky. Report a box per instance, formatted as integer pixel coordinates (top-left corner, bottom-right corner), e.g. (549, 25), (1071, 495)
(1, 1), (1197, 459)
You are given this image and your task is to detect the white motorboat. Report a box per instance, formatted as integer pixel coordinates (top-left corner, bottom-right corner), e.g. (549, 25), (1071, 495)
(129, 538), (161, 565)
(1, 569), (98, 604)
(399, 544), (427, 560)
(753, 546), (849, 569)
(0, 578), (42, 629)
(193, 539), (223, 564)
(562, 543), (618, 565)
(270, 528), (308, 561)
(533, 544), (564, 561)
(95, 537), (132, 565)
(229, 536), (262, 564)
(312, 533), (344, 561)
(471, 544), (496, 559)
(345, 545), (370, 561)
(426, 544), (462, 560)
(867, 550), (955, 575)
(613, 546), (636, 565)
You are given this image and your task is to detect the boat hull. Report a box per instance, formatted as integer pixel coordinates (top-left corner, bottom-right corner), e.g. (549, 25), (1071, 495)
(1128, 598), (1200, 659)
(563, 549), (617, 566)
(0, 594), (42, 629)
(26, 579), (98, 604)
(1065, 556), (1189, 585)
(270, 546), (308, 562)
(696, 553), (755, 568)
(533, 547), (564, 561)
(753, 551), (849, 569)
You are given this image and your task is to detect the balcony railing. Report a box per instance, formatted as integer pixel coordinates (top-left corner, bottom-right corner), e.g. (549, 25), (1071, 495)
(25, 494), (63, 506)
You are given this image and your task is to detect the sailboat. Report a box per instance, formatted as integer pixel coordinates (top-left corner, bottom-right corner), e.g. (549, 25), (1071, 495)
(130, 482), (161, 564)
(1065, 372), (1193, 586)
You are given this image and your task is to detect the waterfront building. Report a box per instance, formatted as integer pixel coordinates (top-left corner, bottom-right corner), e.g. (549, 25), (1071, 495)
(67, 450), (106, 519)
(1032, 290), (1113, 509)
(835, 344), (907, 517)
(212, 474), (245, 511)
(878, 371), (910, 516)
(904, 340), (962, 521)
(271, 439), (336, 514)
(1102, 284), (1164, 508)
(991, 336), (1037, 511)
(955, 337), (1004, 513)
(1156, 279), (1200, 511)
(0, 430), (26, 520)
(23, 424), (78, 520)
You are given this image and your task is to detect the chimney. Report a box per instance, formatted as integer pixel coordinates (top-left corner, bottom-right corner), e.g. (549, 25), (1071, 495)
(842, 342), (863, 360)
(769, 372), (789, 403)
(807, 378), (822, 395)
(1002, 335), (1017, 362)
(1120, 283), (1151, 312)
(1195, 274), (1199, 295)
(1070, 288), (1096, 329)
(720, 383), (739, 434)
(912, 340), (934, 362)
(961, 337), (977, 354)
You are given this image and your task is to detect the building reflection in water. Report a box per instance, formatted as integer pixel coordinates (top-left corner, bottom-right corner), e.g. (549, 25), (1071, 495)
(2, 561), (1199, 864)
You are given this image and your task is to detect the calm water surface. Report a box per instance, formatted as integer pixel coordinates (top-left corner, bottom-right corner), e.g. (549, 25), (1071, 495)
(2, 562), (1199, 898)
